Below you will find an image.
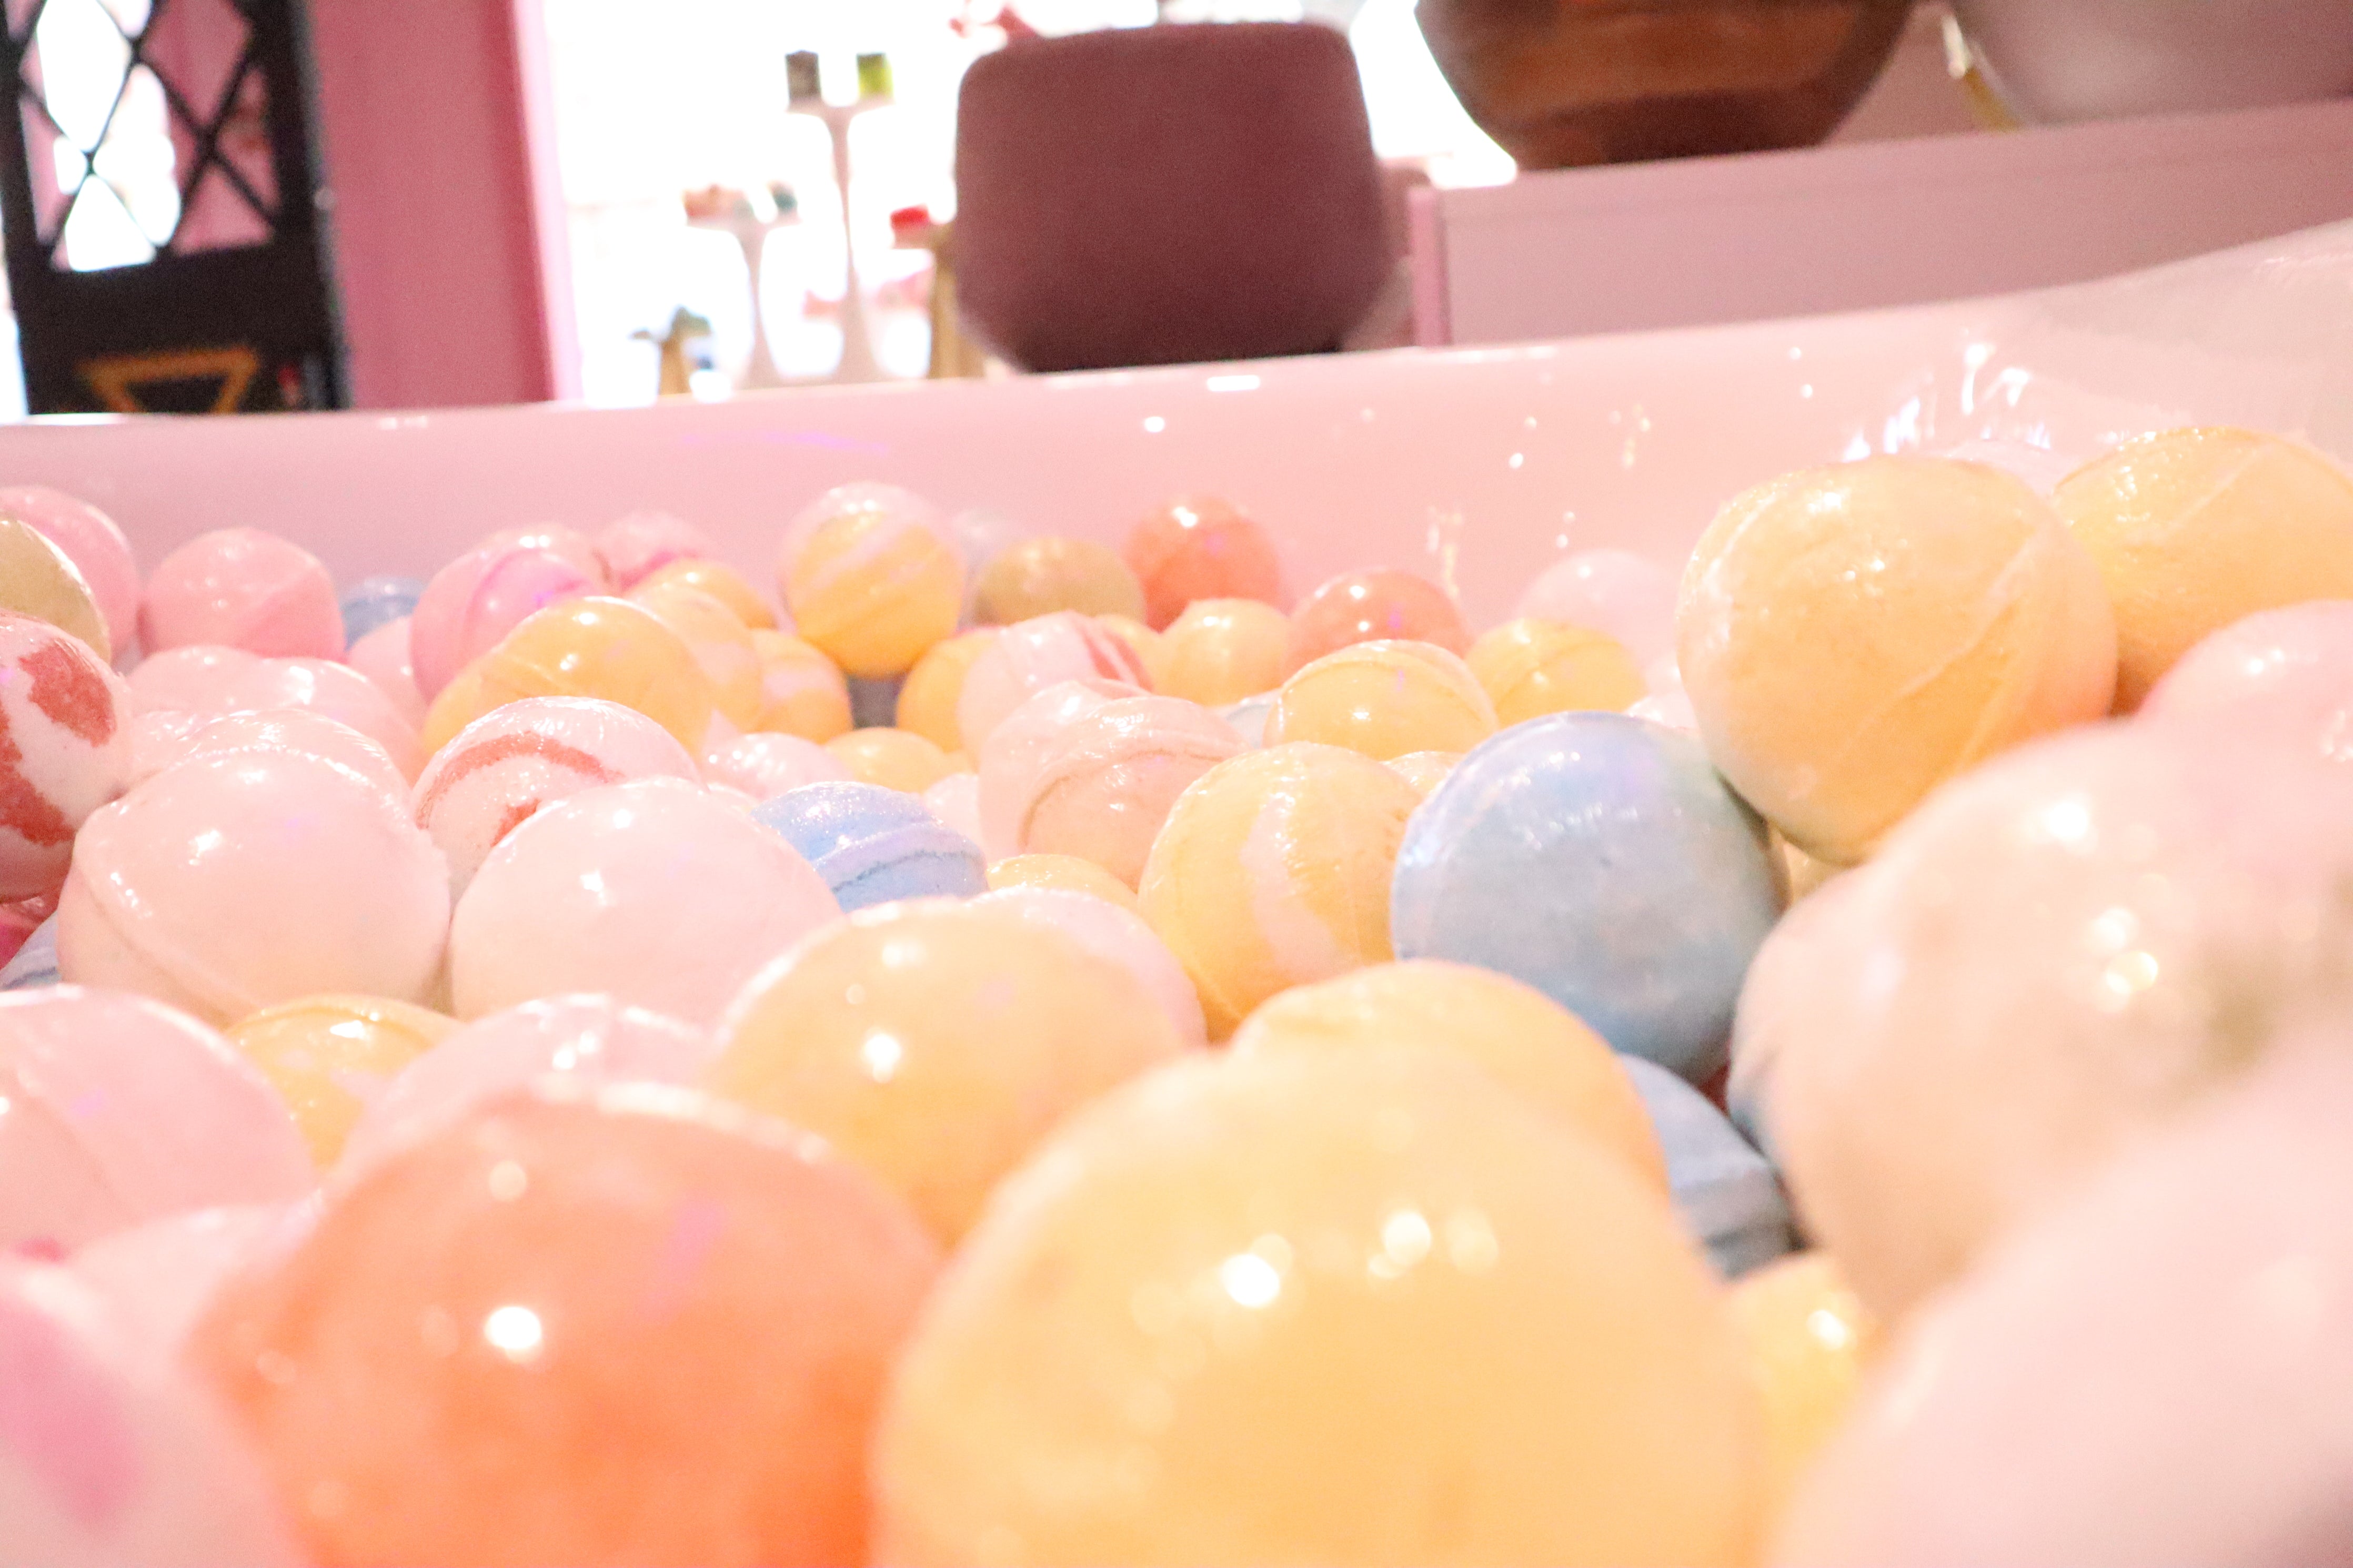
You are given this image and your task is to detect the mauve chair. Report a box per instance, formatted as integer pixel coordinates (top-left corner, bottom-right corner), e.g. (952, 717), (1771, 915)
(953, 22), (1393, 373)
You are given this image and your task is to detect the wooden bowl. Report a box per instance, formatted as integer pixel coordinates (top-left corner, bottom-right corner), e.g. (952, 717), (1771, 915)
(1416, 0), (1914, 170)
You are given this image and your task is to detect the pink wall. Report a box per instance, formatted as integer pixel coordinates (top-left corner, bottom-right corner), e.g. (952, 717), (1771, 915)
(306, 0), (576, 408)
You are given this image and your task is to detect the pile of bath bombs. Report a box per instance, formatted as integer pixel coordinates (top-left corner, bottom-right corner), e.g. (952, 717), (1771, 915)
(3, 423), (2353, 1566)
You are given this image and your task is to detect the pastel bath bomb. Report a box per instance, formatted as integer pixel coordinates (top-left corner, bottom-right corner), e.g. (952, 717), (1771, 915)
(190, 1087), (940, 1567)
(410, 532), (601, 700)
(1392, 712), (1783, 1083)
(217, 656), (423, 779)
(827, 726), (958, 793)
(1139, 742), (1423, 1039)
(632, 579), (766, 731)
(336, 574), (423, 646)
(1757, 718), (2353, 1322)
(2139, 598), (2353, 737)
(1726, 1250), (1877, 1521)
(1621, 1055), (1795, 1280)
(752, 781), (988, 912)
(1517, 547), (1679, 667)
(123, 643), (256, 716)
(1678, 456), (2117, 865)
(1387, 748), (1459, 796)
(1158, 596), (1292, 705)
(0, 612), (133, 899)
(450, 776), (837, 1025)
(345, 618), (427, 729)
(129, 707), (409, 805)
(424, 596), (718, 755)
(1286, 566), (1470, 673)
(780, 482), (963, 679)
(709, 899), (1188, 1241)
(2057, 427), (2353, 711)
(872, 1046), (1766, 1567)
(976, 676), (1141, 858)
(60, 751), (450, 1024)
(336, 994), (715, 1176)
(0, 1260), (303, 1567)
(224, 994), (459, 1167)
(0, 986), (313, 1254)
(1264, 639), (1497, 761)
(71, 1201), (314, 1358)
(594, 509), (716, 589)
(1469, 617), (1647, 725)
(1772, 1044), (2353, 1568)
(1096, 613), (1167, 689)
(412, 695), (700, 894)
(750, 630), (853, 741)
(635, 557), (776, 629)
(0, 485), (140, 654)
(0, 514), (113, 661)
(986, 851), (1139, 909)
(703, 730), (850, 798)
(922, 771), (983, 844)
(895, 628), (997, 753)
(971, 884), (1209, 1048)
(1010, 693), (1246, 886)
(1230, 958), (1666, 1191)
(975, 536), (1146, 624)
(138, 529), (342, 659)
(957, 610), (1153, 748)
(1123, 495), (1285, 631)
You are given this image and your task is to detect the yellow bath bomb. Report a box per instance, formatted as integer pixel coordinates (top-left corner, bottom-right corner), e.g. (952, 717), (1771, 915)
(421, 596), (718, 754)
(1158, 596), (1291, 705)
(1094, 613), (1167, 690)
(749, 629), (852, 742)
(1678, 456), (2117, 865)
(1469, 618), (1646, 725)
(225, 993), (460, 1167)
(896, 629), (998, 753)
(828, 726), (956, 793)
(986, 852), (1139, 911)
(781, 490), (964, 678)
(632, 557), (777, 629)
(1232, 959), (1667, 1192)
(1264, 639), (1498, 761)
(1139, 743), (1422, 1039)
(973, 536), (1147, 625)
(2055, 426), (2353, 710)
(1725, 1250), (1878, 1515)
(630, 580), (765, 731)
(0, 516), (109, 661)
(872, 1046), (1767, 1567)
(1386, 749), (1460, 797)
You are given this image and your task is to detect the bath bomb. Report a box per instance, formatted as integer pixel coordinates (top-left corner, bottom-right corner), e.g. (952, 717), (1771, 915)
(1008, 693), (1246, 886)
(1678, 456), (2118, 865)
(921, 770), (983, 844)
(1621, 1055), (1795, 1279)
(1517, 547), (1678, 667)
(130, 707), (409, 805)
(59, 750), (450, 1023)
(1725, 1251), (1877, 1518)
(0, 485), (139, 654)
(1725, 872), (1865, 1164)
(71, 1201), (313, 1357)
(1157, 595), (1292, 705)
(631, 579), (765, 730)
(635, 557), (775, 629)
(780, 481), (963, 678)
(1139, 742), (1423, 1039)
(1122, 494), (1285, 630)
(1392, 712), (1784, 1083)
(2057, 427), (2353, 711)
(421, 596), (717, 755)
(0, 1260), (303, 1567)
(0, 613), (133, 899)
(2139, 597), (2353, 753)
(986, 851), (1140, 909)
(709, 899), (1189, 1241)
(335, 574), (423, 646)
(414, 695), (700, 894)
(216, 656), (423, 778)
(1265, 639), (1498, 761)
(750, 628), (853, 740)
(872, 1046), (1765, 1567)
(0, 515), (112, 661)
(1772, 1043), (2353, 1568)
(1287, 566), (1469, 671)
(122, 643), (256, 716)
(343, 616), (427, 729)
(894, 628), (997, 753)
(409, 531), (601, 700)
(0, 986), (313, 1254)
(224, 994), (460, 1167)
(1, 912), (58, 989)
(975, 676), (1142, 858)
(971, 884), (1209, 1048)
(138, 528), (341, 659)
(1468, 616), (1647, 724)
(190, 1087), (939, 1567)
(827, 726), (958, 793)
(1220, 690), (1276, 746)
(1386, 748), (1459, 796)
(752, 781), (988, 911)
(1230, 958), (1666, 1190)
(449, 776), (837, 1025)
(973, 536), (1145, 626)
(1757, 717), (2353, 1321)
(1095, 613), (1167, 688)
(703, 729), (850, 798)
(957, 610), (1154, 748)
(337, 993), (715, 1176)
(594, 509), (716, 589)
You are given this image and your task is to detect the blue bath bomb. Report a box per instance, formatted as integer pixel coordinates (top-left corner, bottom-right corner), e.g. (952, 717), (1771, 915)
(339, 575), (426, 644)
(0, 916), (58, 992)
(1390, 711), (1782, 1083)
(752, 781), (987, 912)
(1620, 1054), (1795, 1279)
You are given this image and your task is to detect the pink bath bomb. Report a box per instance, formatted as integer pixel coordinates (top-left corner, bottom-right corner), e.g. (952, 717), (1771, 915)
(138, 530), (341, 660)
(1010, 693), (1246, 886)
(59, 751), (450, 1024)
(704, 730), (850, 800)
(71, 1201), (314, 1356)
(338, 994), (715, 1176)
(123, 644), (257, 716)
(973, 885), (1209, 1047)
(974, 677), (1143, 859)
(409, 532), (602, 699)
(0, 1260), (301, 1566)
(1516, 548), (1678, 667)
(2140, 599), (2353, 757)
(217, 656), (423, 780)
(0, 987), (313, 1255)
(956, 610), (1154, 749)
(0, 487), (139, 655)
(595, 510), (717, 590)
(344, 616), (427, 730)
(412, 696), (702, 895)
(448, 776), (838, 1026)
(0, 614), (132, 900)
(128, 708), (408, 806)
(922, 771), (984, 845)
